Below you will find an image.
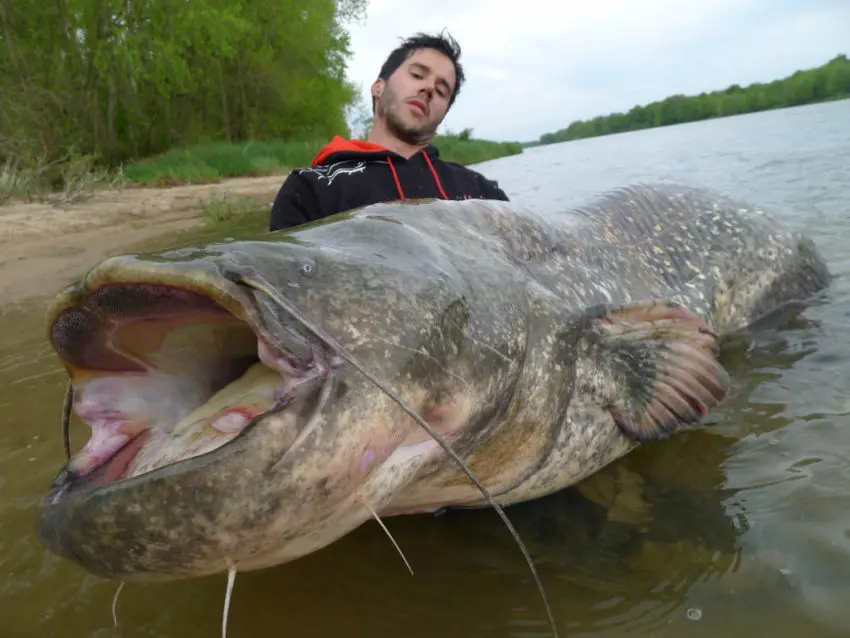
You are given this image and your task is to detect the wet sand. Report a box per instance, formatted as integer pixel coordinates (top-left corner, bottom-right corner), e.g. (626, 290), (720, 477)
(0, 175), (284, 303)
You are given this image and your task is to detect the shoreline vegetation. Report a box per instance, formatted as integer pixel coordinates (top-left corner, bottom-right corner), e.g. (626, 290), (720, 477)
(530, 53), (850, 147)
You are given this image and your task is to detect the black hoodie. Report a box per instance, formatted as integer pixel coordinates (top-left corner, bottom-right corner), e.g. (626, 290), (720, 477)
(269, 135), (510, 231)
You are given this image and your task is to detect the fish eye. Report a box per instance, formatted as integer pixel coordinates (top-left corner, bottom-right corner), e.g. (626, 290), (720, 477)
(297, 258), (316, 277)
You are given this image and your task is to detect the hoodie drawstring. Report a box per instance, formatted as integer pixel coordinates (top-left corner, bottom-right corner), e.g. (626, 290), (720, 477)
(387, 150), (449, 201)
(421, 151), (449, 199)
(387, 156), (406, 199)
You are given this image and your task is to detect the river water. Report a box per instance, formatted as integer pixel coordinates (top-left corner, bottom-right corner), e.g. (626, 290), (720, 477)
(1, 98), (849, 637)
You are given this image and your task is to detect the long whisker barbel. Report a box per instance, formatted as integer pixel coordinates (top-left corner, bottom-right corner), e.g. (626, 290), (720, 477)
(61, 380), (73, 460)
(223, 265), (559, 638)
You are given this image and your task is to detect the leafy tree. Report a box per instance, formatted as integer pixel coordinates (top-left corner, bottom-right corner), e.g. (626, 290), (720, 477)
(0, 0), (367, 169)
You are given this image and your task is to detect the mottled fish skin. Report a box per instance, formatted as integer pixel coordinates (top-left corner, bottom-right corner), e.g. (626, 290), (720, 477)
(36, 183), (831, 582)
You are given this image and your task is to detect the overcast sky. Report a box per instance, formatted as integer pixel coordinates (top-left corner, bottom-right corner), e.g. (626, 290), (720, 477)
(343, 0), (850, 142)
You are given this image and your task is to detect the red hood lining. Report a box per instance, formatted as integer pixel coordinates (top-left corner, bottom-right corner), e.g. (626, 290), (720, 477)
(310, 136), (391, 167)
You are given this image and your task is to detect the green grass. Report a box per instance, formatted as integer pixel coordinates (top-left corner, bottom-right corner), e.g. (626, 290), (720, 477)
(0, 157), (33, 204)
(199, 192), (266, 224)
(0, 152), (126, 205)
(432, 134), (524, 165)
(122, 136), (523, 187)
(122, 140), (321, 186)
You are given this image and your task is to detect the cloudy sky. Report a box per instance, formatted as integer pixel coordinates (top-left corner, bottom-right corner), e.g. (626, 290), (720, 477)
(343, 0), (849, 142)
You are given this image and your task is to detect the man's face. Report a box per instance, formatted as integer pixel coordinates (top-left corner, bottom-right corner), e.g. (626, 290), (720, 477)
(372, 47), (456, 145)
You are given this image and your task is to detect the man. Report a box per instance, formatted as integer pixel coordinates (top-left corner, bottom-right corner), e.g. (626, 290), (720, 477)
(269, 31), (509, 231)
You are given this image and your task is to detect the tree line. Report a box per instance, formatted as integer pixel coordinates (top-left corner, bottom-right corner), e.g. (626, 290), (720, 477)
(0, 0), (367, 172)
(536, 53), (850, 146)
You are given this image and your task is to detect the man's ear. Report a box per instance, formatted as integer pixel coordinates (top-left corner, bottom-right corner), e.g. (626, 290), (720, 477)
(371, 78), (384, 101)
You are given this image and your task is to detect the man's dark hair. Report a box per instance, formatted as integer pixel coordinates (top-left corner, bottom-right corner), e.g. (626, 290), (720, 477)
(376, 31), (465, 109)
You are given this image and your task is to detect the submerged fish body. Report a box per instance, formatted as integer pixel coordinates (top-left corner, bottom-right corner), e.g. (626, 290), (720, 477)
(36, 183), (830, 584)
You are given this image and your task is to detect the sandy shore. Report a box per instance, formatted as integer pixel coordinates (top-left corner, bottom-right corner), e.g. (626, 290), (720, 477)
(0, 175), (284, 304)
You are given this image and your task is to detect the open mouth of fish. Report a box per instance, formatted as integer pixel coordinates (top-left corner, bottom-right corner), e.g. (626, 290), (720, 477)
(45, 266), (325, 503)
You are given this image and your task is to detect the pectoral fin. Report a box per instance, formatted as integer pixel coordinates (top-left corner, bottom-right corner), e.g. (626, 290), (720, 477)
(577, 299), (729, 443)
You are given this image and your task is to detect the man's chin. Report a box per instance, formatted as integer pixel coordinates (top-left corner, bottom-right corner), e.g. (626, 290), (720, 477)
(390, 123), (436, 146)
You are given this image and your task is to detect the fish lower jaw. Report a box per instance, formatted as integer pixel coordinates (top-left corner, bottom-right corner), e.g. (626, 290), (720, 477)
(50, 430), (151, 500)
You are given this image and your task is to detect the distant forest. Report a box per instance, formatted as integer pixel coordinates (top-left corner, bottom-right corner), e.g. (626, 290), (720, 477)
(534, 53), (850, 146)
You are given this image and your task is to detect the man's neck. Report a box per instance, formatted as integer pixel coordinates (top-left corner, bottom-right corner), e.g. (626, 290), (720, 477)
(367, 125), (431, 159)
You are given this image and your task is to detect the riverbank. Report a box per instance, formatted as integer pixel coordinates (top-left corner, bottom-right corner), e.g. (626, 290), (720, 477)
(0, 175), (280, 304)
